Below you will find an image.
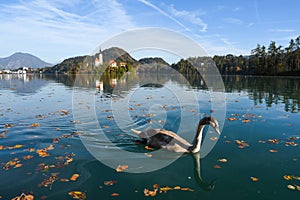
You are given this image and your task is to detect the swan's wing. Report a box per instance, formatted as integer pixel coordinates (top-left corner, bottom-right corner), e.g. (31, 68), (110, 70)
(132, 128), (192, 152)
(131, 129), (148, 139)
(154, 129), (192, 147)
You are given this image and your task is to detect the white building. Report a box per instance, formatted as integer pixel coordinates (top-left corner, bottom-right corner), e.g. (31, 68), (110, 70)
(95, 48), (103, 67)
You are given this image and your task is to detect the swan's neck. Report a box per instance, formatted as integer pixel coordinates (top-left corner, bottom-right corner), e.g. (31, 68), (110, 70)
(189, 123), (205, 153)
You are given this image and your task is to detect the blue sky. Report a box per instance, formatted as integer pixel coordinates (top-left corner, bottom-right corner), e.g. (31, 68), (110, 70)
(0, 0), (299, 63)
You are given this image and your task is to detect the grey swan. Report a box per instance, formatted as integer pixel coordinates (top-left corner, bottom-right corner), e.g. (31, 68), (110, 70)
(131, 116), (220, 153)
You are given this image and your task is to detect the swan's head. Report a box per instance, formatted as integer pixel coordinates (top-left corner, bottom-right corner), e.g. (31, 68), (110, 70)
(200, 116), (221, 135)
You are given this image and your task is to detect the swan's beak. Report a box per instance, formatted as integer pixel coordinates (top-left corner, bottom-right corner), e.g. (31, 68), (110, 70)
(214, 127), (221, 135)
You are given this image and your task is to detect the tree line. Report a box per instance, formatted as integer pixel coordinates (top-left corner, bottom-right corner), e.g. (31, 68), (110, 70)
(213, 36), (300, 75)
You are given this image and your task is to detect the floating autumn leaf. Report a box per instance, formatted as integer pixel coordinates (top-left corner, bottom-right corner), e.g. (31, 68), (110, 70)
(292, 175), (300, 180)
(111, 193), (120, 197)
(13, 144), (23, 149)
(68, 191), (86, 200)
(227, 117), (237, 121)
(0, 130), (7, 138)
(145, 153), (153, 158)
(144, 188), (157, 196)
(31, 123), (40, 127)
(173, 186), (181, 190)
(250, 177), (259, 182)
(269, 149), (278, 153)
(3, 158), (21, 170)
(145, 146), (154, 150)
(128, 107), (135, 110)
(14, 163), (23, 168)
(116, 165), (128, 172)
(218, 158), (228, 163)
(38, 173), (58, 188)
(22, 155), (33, 160)
(64, 157), (73, 165)
(60, 110), (69, 115)
(4, 124), (11, 128)
(36, 149), (49, 157)
(153, 184), (160, 189)
(268, 139), (279, 144)
(11, 193), (34, 200)
(70, 174), (79, 181)
(283, 175), (293, 180)
(104, 180), (117, 186)
(35, 114), (45, 119)
(285, 141), (298, 146)
(181, 188), (194, 192)
(60, 178), (69, 182)
(242, 119), (251, 123)
(283, 175), (300, 181)
(107, 116), (114, 120)
(53, 138), (60, 143)
(234, 140), (249, 148)
(213, 165), (222, 169)
(160, 186), (172, 193)
(210, 137), (218, 141)
(287, 185), (296, 190)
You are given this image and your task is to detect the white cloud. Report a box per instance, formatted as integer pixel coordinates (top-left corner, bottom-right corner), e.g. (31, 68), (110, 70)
(233, 7), (240, 12)
(137, 0), (192, 33)
(198, 36), (249, 56)
(138, 0), (207, 33)
(224, 17), (243, 25)
(0, 0), (135, 62)
(269, 29), (296, 33)
(167, 4), (208, 32)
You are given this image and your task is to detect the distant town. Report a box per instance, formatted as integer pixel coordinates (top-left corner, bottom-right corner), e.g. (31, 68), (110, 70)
(0, 67), (42, 74)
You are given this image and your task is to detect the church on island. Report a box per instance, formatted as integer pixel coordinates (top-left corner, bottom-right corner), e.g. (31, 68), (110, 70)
(93, 48), (127, 71)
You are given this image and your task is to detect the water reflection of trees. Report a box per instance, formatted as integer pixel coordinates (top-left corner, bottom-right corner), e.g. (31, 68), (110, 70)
(223, 76), (300, 112)
(3, 73), (298, 113)
(51, 73), (299, 113)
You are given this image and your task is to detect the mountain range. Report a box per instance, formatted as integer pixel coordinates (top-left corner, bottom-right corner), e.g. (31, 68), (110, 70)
(0, 52), (52, 69)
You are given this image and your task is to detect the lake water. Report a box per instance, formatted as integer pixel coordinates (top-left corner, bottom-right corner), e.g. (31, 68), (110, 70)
(0, 73), (299, 199)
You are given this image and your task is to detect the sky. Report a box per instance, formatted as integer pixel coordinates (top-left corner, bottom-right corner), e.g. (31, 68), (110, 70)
(0, 0), (300, 64)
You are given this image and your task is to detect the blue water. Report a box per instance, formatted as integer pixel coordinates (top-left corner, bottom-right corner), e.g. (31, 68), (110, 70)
(0, 73), (299, 199)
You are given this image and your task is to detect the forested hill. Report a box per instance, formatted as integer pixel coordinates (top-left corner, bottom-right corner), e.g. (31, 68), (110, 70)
(42, 36), (300, 76)
(212, 36), (300, 76)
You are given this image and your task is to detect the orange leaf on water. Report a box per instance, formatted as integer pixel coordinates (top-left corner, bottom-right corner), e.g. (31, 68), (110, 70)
(242, 119), (251, 123)
(104, 180), (117, 186)
(68, 191), (86, 200)
(173, 186), (181, 190)
(251, 177), (259, 182)
(227, 117), (237, 121)
(213, 165), (222, 169)
(144, 188), (157, 196)
(36, 149), (49, 157)
(70, 174), (79, 181)
(181, 187), (194, 192)
(145, 146), (154, 150)
(111, 193), (120, 197)
(116, 165), (128, 172)
(14, 163), (23, 168)
(31, 123), (40, 127)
